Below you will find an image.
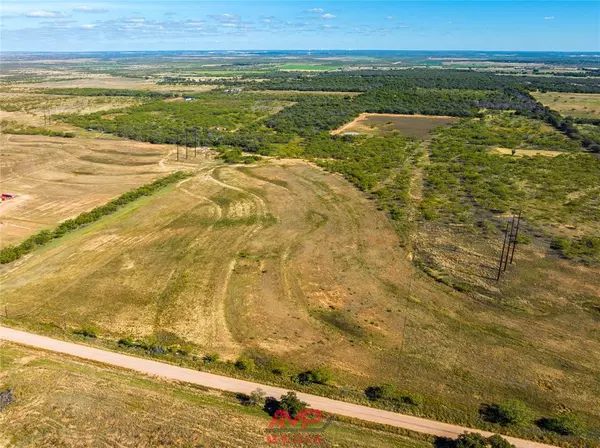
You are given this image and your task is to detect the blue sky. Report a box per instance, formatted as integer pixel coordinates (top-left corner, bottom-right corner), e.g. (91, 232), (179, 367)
(1, 1), (598, 52)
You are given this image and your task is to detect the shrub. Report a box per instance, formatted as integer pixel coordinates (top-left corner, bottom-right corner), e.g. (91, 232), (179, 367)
(294, 367), (333, 385)
(536, 414), (584, 435)
(401, 392), (424, 406)
(203, 353), (220, 364)
(487, 435), (514, 448)
(435, 433), (515, 448)
(148, 346), (167, 356)
(268, 358), (288, 375)
(73, 326), (98, 338)
(365, 383), (397, 401)
(480, 400), (533, 426)
(118, 337), (135, 348)
(235, 356), (255, 371)
(248, 388), (266, 407)
(277, 392), (308, 419)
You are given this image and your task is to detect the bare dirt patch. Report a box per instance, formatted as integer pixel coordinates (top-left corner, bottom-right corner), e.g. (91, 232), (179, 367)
(332, 113), (458, 139)
(492, 147), (566, 157)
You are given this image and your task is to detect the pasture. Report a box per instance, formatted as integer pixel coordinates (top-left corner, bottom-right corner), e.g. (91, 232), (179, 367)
(0, 342), (429, 448)
(2, 156), (600, 444)
(532, 92), (600, 119)
(332, 113), (458, 138)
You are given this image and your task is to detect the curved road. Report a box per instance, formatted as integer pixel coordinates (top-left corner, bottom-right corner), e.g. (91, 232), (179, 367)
(0, 326), (557, 448)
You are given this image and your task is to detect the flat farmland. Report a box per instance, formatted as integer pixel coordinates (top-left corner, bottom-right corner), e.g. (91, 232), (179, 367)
(16, 75), (216, 93)
(0, 134), (196, 248)
(332, 113), (458, 139)
(532, 92), (600, 119)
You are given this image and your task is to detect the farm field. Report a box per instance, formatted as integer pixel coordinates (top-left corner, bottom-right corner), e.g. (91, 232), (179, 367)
(531, 92), (600, 119)
(15, 75), (217, 92)
(276, 64), (345, 71)
(0, 133), (198, 248)
(332, 113), (458, 138)
(0, 342), (430, 448)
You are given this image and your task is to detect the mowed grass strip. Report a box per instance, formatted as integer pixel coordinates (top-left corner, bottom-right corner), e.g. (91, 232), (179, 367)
(0, 171), (191, 264)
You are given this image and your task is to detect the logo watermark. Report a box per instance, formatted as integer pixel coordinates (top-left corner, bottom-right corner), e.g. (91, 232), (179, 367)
(265, 408), (333, 445)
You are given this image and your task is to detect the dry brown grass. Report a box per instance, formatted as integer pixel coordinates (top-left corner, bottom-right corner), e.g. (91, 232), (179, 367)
(0, 133), (206, 247)
(16, 75), (216, 92)
(2, 155), (600, 433)
(0, 342), (428, 448)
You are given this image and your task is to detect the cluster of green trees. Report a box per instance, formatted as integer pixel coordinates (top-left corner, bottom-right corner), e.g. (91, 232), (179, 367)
(0, 122), (75, 138)
(0, 171), (190, 264)
(295, 134), (414, 192)
(421, 114), (600, 262)
(480, 400), (586, 437)
(551, 236), (600, 265)
(265, 88), (535, 136)
(265, 95), (358, 136)
(59, 92), (290, 152)
(365, 383), (424, 409)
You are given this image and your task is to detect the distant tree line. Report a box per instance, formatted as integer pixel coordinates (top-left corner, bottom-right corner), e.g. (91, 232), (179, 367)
(158, 69), (600, 94)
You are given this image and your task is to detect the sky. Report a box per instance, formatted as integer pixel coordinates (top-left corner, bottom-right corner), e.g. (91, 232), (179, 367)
(0, 1), (598, 52)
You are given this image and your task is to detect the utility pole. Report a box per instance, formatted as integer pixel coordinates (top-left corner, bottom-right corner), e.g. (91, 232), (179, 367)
(497, 221), (510, 281)
(510, 211), (522, 264)
(176, 141), (179, 161)
(194, 128), (198, 157)
(503, 215), (516, 272)
(184, 130), (188, 159)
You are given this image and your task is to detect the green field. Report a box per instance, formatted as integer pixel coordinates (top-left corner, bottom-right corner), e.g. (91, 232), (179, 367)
(277, 64), (344, 71)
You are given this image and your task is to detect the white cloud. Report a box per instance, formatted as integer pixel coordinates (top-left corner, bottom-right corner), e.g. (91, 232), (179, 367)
(124, 17), (145, 23)
(209, 13), (240, 21)
(309, 8), (324, 13)
(81, 23), (96, 29)
(386, 16), (393, 20)
(544, 16), (555, 20)
(25, 11), (69, 18)
(74, 6), (108, 13)
(322, 13), (336, 19)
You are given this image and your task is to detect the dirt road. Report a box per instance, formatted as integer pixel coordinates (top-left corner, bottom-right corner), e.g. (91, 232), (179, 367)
(0, 326), (557, 448)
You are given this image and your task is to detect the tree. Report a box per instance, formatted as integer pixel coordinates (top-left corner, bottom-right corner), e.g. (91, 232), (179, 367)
(536, 414), (584, 436)
(234, 356), (256, 371)
(480, 400), (533, 426)
(245, 388), (266, 407)
(277, 392), (308, 419)
(435, 433), (515, 448)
